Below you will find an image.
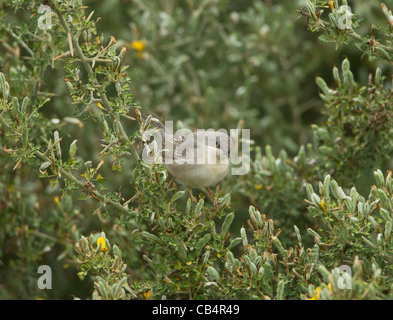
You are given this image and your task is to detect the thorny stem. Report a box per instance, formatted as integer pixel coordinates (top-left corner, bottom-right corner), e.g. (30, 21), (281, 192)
(0, 112), (133, 215)
(48, 0), (140, 160)
(36, 149), (133, 214)
(297, 8), (393, 55)
(3, 24), (35, 58)
(2, 1), (143, 216)
(348, 31), (393, 55)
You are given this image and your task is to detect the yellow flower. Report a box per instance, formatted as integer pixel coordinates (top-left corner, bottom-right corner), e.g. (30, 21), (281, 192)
(143, 290), (151, 300)
(131, 40), (146, 59)
(320, 199), (327, 211)
(131, 40), (146, 51)
(310, 286), (321, 300)
(97, 236), (108, 252)
(255, 184), (263, 190)
(96, 102), (106, 110)
(328, 0), (334, 11)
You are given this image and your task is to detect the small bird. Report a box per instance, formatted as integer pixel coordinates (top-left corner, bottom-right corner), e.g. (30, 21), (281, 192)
(143, 115), (232, 208)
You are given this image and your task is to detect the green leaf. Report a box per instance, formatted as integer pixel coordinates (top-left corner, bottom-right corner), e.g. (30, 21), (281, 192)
(171, 190), (185, 202)
(195, 233), (211, 256)
(221, 212), (235, 238)
(227, 237), (242, 250)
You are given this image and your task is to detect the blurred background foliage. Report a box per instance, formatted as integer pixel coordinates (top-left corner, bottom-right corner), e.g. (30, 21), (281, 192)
(88, 0), (393, 242)
(1, 0), (393, 299)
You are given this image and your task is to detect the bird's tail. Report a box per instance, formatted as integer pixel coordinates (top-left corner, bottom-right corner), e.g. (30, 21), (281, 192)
(141, 113), (166, 131)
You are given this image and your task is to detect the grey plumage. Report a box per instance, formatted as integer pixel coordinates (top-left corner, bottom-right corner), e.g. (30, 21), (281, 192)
(141, 114), (232, 189)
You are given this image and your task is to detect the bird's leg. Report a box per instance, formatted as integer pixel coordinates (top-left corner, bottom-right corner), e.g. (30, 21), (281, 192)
(206, 187), (219, 211)
(166, 176), (175, 190)
(187, 186), (197, 202)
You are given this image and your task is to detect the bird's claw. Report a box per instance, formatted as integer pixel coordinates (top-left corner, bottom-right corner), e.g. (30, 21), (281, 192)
(206, 187), (220, 211)
(187, 186), (198, 202)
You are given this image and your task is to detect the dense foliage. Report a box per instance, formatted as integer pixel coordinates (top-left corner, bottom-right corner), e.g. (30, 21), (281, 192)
(1, 0), (393, 299)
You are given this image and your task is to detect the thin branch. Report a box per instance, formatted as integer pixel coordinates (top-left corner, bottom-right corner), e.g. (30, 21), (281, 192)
(3, 25), (35, 58)
(48, 0), (140, 160)
(35, 150), (133, 214)
(0, 111), (134, 214)
(297, 7), (393, 55)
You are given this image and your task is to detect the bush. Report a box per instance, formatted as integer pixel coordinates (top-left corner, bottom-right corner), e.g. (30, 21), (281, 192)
(1, 0), (393, 300)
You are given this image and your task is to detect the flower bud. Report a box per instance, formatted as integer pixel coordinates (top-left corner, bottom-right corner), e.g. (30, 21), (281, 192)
(374, 169), (385, 188)
(240, 227), (248, 248)
(69, 139), (78, 159)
